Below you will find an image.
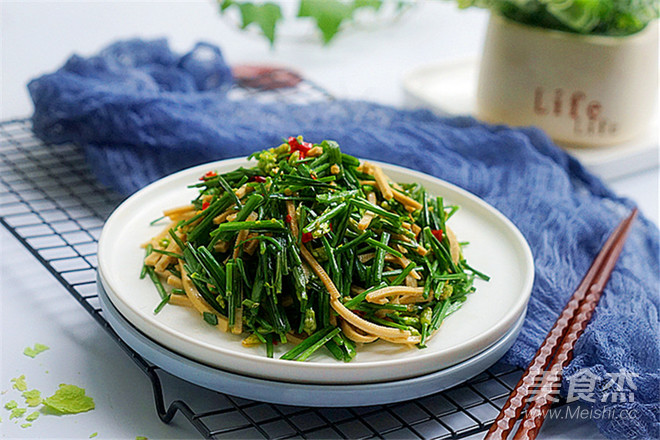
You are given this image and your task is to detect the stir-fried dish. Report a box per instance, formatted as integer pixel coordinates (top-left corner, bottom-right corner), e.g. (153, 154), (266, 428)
(140, 137), (489, 362)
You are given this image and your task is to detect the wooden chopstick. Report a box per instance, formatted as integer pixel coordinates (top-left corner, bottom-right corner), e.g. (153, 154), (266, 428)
(511, 208), (638, 440)
(485, 208), (638, 440)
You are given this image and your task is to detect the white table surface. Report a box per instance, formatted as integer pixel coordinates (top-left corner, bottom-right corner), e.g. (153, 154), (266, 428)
(1, 2), (657, 439)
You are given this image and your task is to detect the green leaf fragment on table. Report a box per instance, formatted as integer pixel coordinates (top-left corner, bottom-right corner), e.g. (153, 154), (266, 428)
(23, 343), (50, 358)
(21, 423), (32, 428)
(4, 400), (18, 410)
(90, 433), (98, 438)
(136, 436), (148, 440)
(11, 375), (28, 391)
(10, 407), (26, 419)
(43, 384), (95, 414)
(22, 389), (42, 407)
(25, 411), (40, 422)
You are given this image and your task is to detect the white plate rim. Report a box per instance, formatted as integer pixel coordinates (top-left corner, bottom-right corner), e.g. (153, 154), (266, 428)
(98, 156), (534, 384)
(97, 274), (526, 406)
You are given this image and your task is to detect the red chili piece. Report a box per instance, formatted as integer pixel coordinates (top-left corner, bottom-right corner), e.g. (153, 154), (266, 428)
(285, 214), (292, 224)
(250, 175), (266, 183)
(301, 232), (313, 243)
(200, 171), (217, 181)
(431, 229), (444, 242)
(288, 136), (312, 158)
(202, 201), (210, 210)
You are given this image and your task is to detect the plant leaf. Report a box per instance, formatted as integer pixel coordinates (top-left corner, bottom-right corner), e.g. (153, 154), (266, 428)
(353, 0), (383, 11)
(219, 0), (234, 12)
(298, 0), (355, 44)
(540, 0), (612, 33)
(219, 1), (283, 45)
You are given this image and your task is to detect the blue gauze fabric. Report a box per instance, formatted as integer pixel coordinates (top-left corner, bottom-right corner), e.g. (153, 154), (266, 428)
(28, 39), (659, 439)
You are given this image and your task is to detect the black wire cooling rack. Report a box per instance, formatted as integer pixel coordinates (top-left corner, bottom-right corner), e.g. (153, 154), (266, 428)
(0, 72), (529, 440)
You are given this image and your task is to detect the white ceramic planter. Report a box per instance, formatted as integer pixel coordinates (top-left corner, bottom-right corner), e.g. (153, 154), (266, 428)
(476, 14), (658, 148)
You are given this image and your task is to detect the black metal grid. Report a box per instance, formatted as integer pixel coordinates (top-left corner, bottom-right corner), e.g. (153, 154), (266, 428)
(1, 76), (527, 440)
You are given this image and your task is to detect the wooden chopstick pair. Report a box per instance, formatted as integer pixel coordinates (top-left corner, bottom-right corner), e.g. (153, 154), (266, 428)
(485, 208), (639, 440)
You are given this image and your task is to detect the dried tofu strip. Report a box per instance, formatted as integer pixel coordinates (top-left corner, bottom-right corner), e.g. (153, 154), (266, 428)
(405, 274), (418, 288)
(286, 332), (306, 345)
(331, 297), (412, 339)
(392, 188), (422, 211)
(232, 308), (243, 335)
(398, 294), (433, 304)
(374, 171), (422, 212)
(214, 240), (232, 253)
(144, 250), (162, 266)
(213, 206), (239, 224)
(144, 229), (183, 267)
(154, 232), (184, 272)
(167, 211), (197, 222)
(385, 249), (422, 280)
(235, 184), (253, 200)
(243, 233), (259, 255)
(163, 204), (195, 218)
(168, 294), (192, 307)
(242, 334), (261, 347)
(392, 233), (427, 256)
(166, 275), (183, 289)
(366, 286), (425, 303)
(141, 221), (177, 248)
(341, 320), (378, 343)
(233, 212), (258, 259)
(446, 226), (461, 264)
(392, 233), (411, 243)
(357, 192), (378, 231)
(378, 334), (421, 346)
(363, 162), (394, 201)
(179, 262), (228, 332)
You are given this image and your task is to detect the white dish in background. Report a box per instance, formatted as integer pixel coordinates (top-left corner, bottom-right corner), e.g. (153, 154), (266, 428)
(97, 277), (526, 407)
(402, 58), (660, 180)
(97, 157), (534, 385)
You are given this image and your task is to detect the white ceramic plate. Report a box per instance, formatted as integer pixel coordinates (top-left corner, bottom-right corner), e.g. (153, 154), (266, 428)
(97, 275), (526, 407)
(98, 157), (534, 384)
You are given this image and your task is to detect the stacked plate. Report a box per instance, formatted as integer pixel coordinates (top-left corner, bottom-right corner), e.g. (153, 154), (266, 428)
(97, 158), (534, 407)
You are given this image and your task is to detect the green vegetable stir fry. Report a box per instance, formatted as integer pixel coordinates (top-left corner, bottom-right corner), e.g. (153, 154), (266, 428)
(141, 137), (489, 362)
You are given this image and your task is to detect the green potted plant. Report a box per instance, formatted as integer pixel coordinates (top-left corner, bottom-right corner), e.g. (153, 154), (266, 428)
(460, 0), (659, 147)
